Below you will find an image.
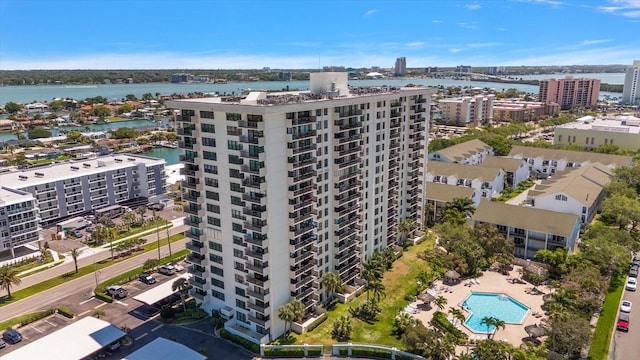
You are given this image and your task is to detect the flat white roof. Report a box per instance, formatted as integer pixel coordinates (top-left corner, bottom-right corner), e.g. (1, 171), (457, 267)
(558, 115), (640, 134)
(123, 337), (206, 360)
(2, 317), (125, 360)
(0, 186), (35, 205)
(0, 154), (165, 189)
(133, 273), (191, 305)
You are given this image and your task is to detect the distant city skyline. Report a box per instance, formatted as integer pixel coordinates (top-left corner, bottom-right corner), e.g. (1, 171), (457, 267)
(1, 0), (639, 70)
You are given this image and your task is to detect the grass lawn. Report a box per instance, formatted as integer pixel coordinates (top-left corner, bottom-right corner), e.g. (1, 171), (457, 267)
(0, 234), (185, 307)
(293, 234), (436, 348)
(588, 273), (625, 360)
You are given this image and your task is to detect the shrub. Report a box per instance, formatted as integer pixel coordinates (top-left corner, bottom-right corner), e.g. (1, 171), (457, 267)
(57, 307), (75, 319)
(211, 310), (226, 330)
(219, 329), (260, 353)
(94, 291), (113, 303)
(307, 348), (322, 356)
(263, 347), (305, 357)
(351, 347), (392, 359)
(339, 348), (348, 356)
(306, 312), (327, 332)
(20, 309), (55, 326)
(431, 311), (467, 339)
(160, 305), (175, 319)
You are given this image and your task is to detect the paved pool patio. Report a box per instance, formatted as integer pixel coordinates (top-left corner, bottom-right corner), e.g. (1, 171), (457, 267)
(410, 265), (553, 348)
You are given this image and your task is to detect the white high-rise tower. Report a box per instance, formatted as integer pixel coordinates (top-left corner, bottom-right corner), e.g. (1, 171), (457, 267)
(622, 60), (640, 105)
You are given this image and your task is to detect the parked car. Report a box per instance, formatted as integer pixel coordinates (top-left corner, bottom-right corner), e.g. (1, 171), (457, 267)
(86, 227), (95, 233)
(139, 273), (157, 284)
(2, 330), (22, 344)
(108, 341), (121, 350)
(69, 230), (83, 238)
(631, 268), (639, 278)
(617, 312), (630, 332)
(621, 300), (632, 313)
(168, 262), (185, 272)
(158, 265), (176, 276)
(107, 285), (128, 299)
(627, 277), (637, 291)
(0, 338), (6, 349)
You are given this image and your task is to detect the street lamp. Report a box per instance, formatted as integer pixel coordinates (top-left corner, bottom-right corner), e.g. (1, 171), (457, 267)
(166, 219), (172, 258)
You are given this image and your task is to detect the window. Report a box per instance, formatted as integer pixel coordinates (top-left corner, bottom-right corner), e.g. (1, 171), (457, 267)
(203, 151), (217, 161)
(226, 113), (241, 121)
(205, 191), (219, 201)
(554, 194), (568, 201)
(233, 248), (244, 258)
(229, 155), (243, 165)
(211, 278), (225, 289)
(210, 254), (223, 264)
(231, 196), (244, 206)
(236, 299), (246, 309)
(204, 164), (218, 174)
(212, 290), (225, 300)
(201, 123), (215, 133)
(200, 111), (214, 119)
(209, 241), (222, 251)
(210, 266), (224, 276)
(227, 140), (243, 151)
(235, 287), (246, 297)
(232, 223), (244, 233)
(202, 137), (216, 147)
(207, 216), (221, 226)
(207, 204), (220, 214)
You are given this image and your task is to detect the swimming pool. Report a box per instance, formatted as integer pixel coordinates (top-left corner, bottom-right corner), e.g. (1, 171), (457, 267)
(462, 292), (529, 333)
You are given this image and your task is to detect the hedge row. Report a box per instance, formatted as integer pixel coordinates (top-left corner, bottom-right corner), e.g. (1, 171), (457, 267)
(57, 307), (75, 319)
(431, 311), (467, 340)
(219, 328), (260, 353)
(263, 348), (305, 357)
(306, 312), (327, 332)
(0, 309), (55, 331)
(351, 347), (393, 359)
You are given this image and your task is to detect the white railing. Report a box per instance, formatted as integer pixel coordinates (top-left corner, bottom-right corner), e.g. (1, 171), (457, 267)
(332, 343), (426, 360)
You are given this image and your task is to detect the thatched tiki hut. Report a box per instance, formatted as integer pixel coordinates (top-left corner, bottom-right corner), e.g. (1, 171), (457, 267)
(444, 269), (461, 285)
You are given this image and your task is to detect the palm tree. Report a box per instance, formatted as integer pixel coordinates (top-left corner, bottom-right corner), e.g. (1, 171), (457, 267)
(393, 312), (419, 335)
(320, 272), (343, 302)
(361, 258), (383, 284)
(172, 277), (191, 312)
(448, 307), (466, 326)
(433, 295), (448, 311)
(121, 212), (136, 230)
(289, 299), (305, 324)
(445, 197), (476, 217)
(136, 206), (147, 225)
(367, 279), (386, 302)
(398, 218), (417, 244)
(93, 309), (105, 319)
(491, 318), (506, 340)
(70, 247), (82, 273)
(0, 266), (21, 298)
(480, 316), (498, 340)
(331, 315), (352, 341)
(278, 303), (295, 336)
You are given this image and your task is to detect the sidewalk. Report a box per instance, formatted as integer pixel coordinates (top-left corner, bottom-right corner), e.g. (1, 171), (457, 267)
(13, 217), (185, 281)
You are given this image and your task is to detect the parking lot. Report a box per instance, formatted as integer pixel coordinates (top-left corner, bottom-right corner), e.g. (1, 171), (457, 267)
(45, 206), (184, 255)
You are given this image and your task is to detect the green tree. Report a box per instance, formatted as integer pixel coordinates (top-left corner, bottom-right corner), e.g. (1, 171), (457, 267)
(473, 339), (512, 360)
(534, 247), (569, 280)
(136, 205), (147, 225)
(278, 299), (305, 336)
(143, 258), (160, 272)
(117, 103), (133, 114)
(448, 307), (466, 326)
(27, 126), (52, 139)
(547, 312), (591, 358)
(433, 295), (448, 311)
(5, 101), (22, 113)
(93, 309), (105, 319)
(366, 279), (386, 302)
(110, 127), (141, 139)
(320, 272), (343, 302)
(92, 105), (110, 118)
(172, 277), (191, 312)
(473, 223), (514, 267)
(70, 247), (82, 273)
(331, 315), (352, 341)
(393, 312), (419, 336)
(66, 130), (83, 143)
(398, 218), (417, 244)
(0, 266), (22, 298)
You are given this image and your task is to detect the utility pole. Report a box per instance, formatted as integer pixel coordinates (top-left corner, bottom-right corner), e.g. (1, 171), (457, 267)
(156, 212), (161, 261)
(166, 219), (172, 258)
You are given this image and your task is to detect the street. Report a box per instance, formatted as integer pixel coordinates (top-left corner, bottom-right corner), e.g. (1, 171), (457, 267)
(610, 270), (639, 359)
(0, 227), (187, 321)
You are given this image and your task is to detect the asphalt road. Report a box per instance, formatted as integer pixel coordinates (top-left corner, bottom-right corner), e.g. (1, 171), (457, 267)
(610, 271), (639, 359)
(0, 227), (188, 321)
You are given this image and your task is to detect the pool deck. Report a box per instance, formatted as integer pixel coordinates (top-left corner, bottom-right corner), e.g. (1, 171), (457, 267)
(410, 265), (553, 349)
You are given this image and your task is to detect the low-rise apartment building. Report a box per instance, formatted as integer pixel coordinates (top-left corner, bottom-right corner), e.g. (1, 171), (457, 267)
(492, 100), (560, 123)
(507, 145), (633, 175)
(426, 161), (504, 199)
(425, 183), (478, 224)
(478, 157), (530, 188)
(428, 139), (494, 165)
(437, 95), (495, 127)
(526, 163), (612, 228)
(472, 201), (581, 259)
(0, 187), (41, 255)
(554, 115), (640, 150)
(0, 154), (166, 226)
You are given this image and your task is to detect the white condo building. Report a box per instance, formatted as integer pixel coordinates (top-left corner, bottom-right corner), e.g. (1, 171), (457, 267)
(622, 60), (640, 105)
(167, 73), (433, 343)
(0, 187), (41, 254)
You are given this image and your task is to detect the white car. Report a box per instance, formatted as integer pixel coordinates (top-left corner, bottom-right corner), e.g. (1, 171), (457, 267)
(168, 262), (185, 272)
(627, 278), (637, 292)
(621, 300), (632, 313)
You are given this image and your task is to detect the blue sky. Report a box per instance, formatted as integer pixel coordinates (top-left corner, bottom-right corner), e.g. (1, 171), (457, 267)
(1, 0), (639, 70)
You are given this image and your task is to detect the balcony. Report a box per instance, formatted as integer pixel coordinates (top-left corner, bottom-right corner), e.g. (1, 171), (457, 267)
(337, 109), (363, 118)
(241, 165), (263, 175)
(179, 155), (197, 164)
(188, 265), (204, 278)
(290, 116), (316, 126)
(289, 210), (316, 225)
(240, 150), (265, 160)
(246, 288), (270, 301)
(291, 222), (316, 237)
(239, 135), (263, 145)
(191, 289), (205, 300)
(176, 115), (191, 122)
(247, 301), (270, 313)
(238, 120), (259, 129)
(290, 260), (317, 277)
(246, 275), (270, 288)
(290, 274), (316, 291)
(338, 169), (361, 181)
(186, 253), (205, 265)
(335, 239), (358, 253)
(336, 133), (362, 145)
(290, 170), (317, 184)
(184, 217), (202, 227)
(290, 250), (314, 267)
(334, 120), (362, 130)
(243, 206), (266, 218)
(246, 234), (267, 246)
(245, 248), (268, 260)
(244, 220), (267, 233)
(248, 314), (270, 327)
(243, 178), (266, 191)
(288, 143), (317, 156)
(246, 261), (269, 274)
(183, 179), (200, 190)
(287, 130), (317, 141)
(184, 204), (202, 215)
(177, 127), (193, 136)
(186, 231), (203, 242)
(335, 156), (360, 169)
(243, 193), (267, 205)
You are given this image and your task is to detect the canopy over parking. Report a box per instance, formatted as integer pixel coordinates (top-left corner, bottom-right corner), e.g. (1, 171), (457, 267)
(123, 337), (207, 360)
(2, 317), (125, 360)
(133, 273), (191, 305)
